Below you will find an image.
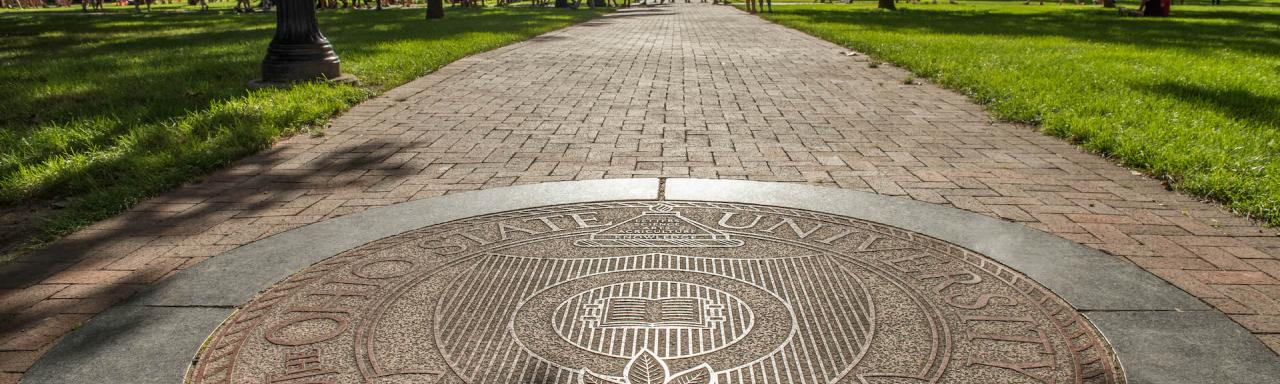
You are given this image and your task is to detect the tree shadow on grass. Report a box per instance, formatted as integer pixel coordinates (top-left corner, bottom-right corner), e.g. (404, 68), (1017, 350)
(1134, 81), (1280, 130)
(0, 8), (578, 133)
(773, 6), (1280, 57)
(0, 17), (267, 126)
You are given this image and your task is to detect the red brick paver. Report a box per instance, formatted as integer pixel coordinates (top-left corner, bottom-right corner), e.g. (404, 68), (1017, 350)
(2, 4), (1279, 379)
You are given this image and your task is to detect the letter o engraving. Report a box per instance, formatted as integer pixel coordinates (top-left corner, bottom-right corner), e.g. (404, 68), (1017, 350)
(264, 313), (350, 347)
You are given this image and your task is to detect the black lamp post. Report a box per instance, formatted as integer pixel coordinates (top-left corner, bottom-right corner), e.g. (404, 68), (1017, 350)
(252, 0), (355, 87)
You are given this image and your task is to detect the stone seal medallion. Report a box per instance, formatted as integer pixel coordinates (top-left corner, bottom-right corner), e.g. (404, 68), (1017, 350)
(189, 201), (1120, 384)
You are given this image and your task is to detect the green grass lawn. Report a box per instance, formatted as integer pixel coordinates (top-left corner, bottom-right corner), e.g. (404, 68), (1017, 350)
(752, 1), (1280, 225)
(0, 5), (607, 254)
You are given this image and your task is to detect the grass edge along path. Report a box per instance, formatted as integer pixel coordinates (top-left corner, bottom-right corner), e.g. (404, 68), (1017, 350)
(750, 2), (1280, 226)
(0, 7), (610, 262)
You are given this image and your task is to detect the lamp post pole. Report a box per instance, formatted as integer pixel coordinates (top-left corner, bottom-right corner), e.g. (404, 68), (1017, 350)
(254, 0), (355, 87)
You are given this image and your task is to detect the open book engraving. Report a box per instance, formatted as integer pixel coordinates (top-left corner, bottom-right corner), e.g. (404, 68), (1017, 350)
(584, 298), (725, 329)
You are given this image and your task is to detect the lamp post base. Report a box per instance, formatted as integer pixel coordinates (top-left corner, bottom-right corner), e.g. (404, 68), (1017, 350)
(259, 38), (345, 82)
(254, 0), (352, 88)
(248, 73), (358, 90)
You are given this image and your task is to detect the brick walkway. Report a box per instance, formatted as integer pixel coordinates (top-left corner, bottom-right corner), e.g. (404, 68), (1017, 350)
(3, 4), (1279, 382)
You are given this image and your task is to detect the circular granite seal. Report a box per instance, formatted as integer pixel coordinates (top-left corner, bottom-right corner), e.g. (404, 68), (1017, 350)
(189, 201), (1119, 384)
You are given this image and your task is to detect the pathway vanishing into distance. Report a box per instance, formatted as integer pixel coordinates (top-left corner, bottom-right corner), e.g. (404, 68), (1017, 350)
(2, 4), (1279, 381)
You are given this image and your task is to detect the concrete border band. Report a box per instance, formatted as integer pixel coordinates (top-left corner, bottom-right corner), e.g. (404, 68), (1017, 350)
(21, 178), (1280, 383)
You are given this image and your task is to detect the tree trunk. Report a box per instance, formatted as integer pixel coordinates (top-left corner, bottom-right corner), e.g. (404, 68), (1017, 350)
(554, 0), (567, 7)
(878, 0), (894, 9)
(1102, 0), (1114, 7)
(426, 0), (443, 18)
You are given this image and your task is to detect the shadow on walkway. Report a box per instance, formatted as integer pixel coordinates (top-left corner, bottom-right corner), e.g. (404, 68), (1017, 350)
(0, 138), (413, 341)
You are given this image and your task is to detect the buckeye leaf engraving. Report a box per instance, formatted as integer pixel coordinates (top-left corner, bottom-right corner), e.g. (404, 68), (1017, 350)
(581, 369), (625, 384)
(625, 350), (668, 384)
(580, 351), (717, 384)
(665, 365), (713, 384)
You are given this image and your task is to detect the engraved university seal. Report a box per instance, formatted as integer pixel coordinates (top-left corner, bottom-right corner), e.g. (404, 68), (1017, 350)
(190, 202), (1119, 384)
